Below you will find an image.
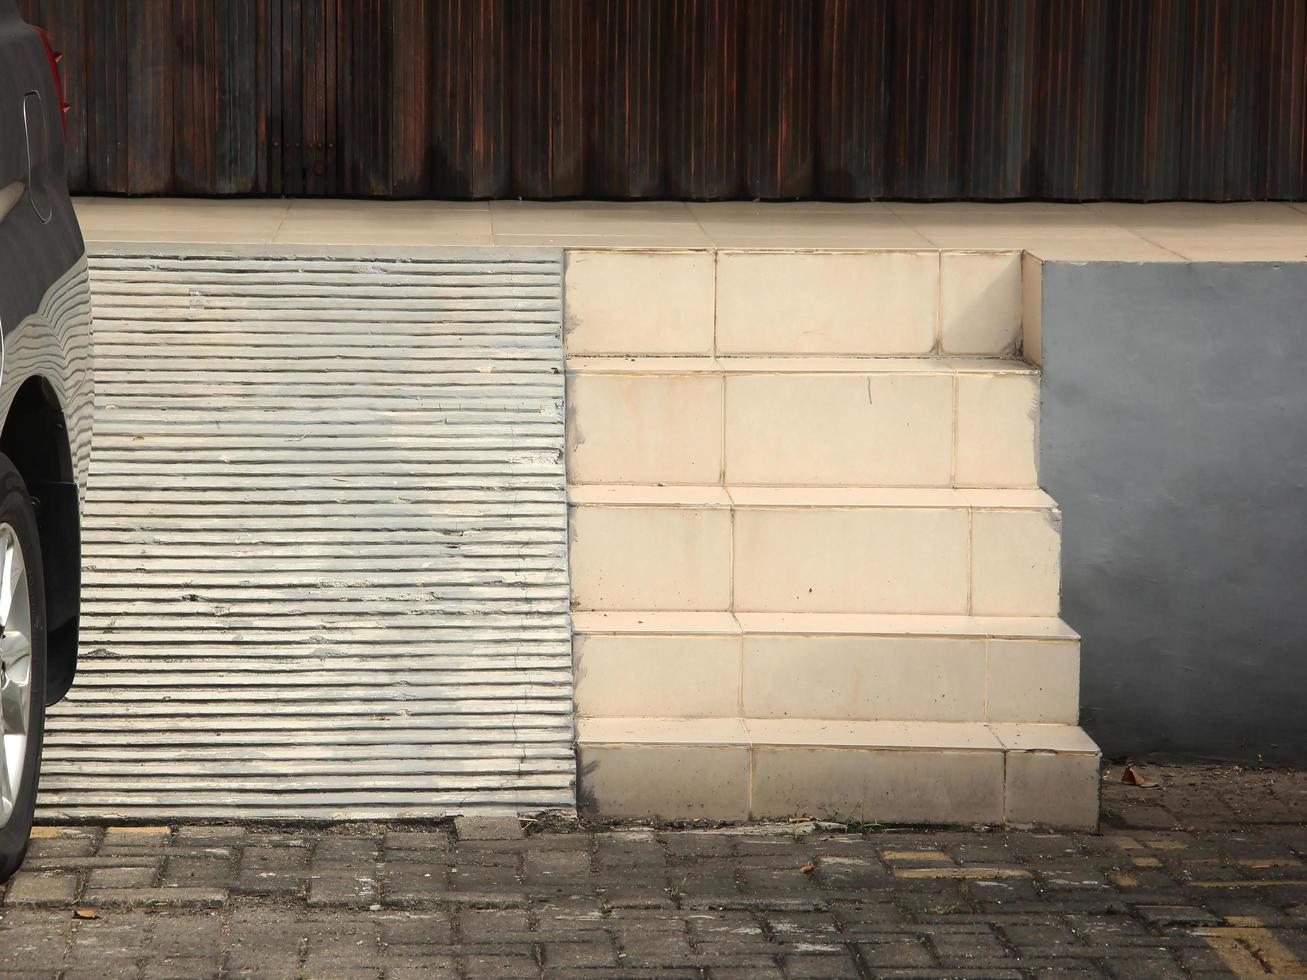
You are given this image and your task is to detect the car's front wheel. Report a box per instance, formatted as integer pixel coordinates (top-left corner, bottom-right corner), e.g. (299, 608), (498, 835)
(0, 455), (46, 882)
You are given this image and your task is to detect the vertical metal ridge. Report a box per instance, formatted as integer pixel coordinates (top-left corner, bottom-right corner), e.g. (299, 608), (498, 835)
(38, 247), (573, 820)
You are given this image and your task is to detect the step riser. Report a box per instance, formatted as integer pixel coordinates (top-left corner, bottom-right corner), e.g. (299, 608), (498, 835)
(574, 633), (1079, 724)
(570, 502), (1060, 616)
(564, 250), (1023, 357)
(577, 742), (1098, 829)
(566, 370), (1038, 488)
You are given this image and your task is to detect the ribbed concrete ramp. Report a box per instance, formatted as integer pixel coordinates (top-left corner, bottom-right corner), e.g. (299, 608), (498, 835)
(38, 247), (573, 819)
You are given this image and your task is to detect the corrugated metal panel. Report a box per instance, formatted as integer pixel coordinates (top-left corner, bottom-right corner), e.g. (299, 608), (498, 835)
(37, 246), (573, 820)
(21, 0), (1307, 201)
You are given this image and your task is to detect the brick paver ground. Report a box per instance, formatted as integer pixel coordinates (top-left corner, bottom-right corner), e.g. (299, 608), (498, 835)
(3, 763), (1306, 978)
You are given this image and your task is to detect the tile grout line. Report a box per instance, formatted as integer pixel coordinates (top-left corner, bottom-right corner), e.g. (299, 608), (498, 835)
(745, 721), (756, 819)
(718, 370), (727, 487)
(684, 202), (718, 248)
(728, 505), (737, 627)
(950, 374), (960, 488)
(933, 250), (944, 353)
(560, 248), (578, 745)
(1121, 227), (1191, 261)
(270, 199), (293, 242)
(983, 637), (991, 724)
(966, 509), (975, 616)
(711, 248), (720, 360)
(736, 630), (745, 721)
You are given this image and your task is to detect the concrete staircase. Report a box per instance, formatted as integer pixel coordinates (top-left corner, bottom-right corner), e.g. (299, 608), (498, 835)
(565, 248), (1099, 829)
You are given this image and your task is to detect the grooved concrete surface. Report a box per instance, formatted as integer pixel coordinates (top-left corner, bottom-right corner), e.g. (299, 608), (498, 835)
(4, 765), (1307, 977)
(39, 246), (574, 819)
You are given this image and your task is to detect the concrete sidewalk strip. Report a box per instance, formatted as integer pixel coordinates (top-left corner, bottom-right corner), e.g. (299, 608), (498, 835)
(0, 764), (1303, 977)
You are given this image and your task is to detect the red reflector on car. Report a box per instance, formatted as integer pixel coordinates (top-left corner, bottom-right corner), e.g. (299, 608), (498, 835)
(33, 26), (66, 139)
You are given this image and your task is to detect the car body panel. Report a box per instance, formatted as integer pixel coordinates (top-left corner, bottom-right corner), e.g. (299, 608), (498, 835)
(0, 0), (93, 702)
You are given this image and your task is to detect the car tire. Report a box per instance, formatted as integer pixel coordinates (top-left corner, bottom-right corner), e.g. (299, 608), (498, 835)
(0, 455), (46, 883)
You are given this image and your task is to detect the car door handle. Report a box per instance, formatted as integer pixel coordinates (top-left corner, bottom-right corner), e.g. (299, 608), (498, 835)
(22, 91), (51, 223)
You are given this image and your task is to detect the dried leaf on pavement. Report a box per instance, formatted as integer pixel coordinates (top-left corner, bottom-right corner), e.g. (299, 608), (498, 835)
(1122, 764), (1160, 788)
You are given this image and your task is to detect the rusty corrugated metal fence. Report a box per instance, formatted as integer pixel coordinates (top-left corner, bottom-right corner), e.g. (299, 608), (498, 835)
(17, 0), (1307, 201)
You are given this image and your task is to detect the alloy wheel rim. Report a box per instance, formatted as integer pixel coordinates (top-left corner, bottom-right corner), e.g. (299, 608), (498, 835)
(0, 523), (32, 829)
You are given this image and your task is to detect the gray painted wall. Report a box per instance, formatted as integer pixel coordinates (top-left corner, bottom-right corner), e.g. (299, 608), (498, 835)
(1040, 262), (1307, 764)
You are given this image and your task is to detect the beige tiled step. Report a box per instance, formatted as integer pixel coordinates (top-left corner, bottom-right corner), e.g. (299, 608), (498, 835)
(568, 486), (1060, 616)
(572, 611), (1079, 725)
(563, 249), (1023, 357)
(576, 718), (1099, 829)
(567, 355), (1038, 372)
(565, 356), (1038, 488)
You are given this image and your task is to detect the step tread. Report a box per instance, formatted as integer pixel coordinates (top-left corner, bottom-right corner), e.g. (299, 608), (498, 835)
(572, 610), (1079, 641)
(991, 723), (1098, 753)
(573, 611), (741, 635)
(569, 485), (1056, 510)
(567, 355), (1038, 376)
(577, 718), (1099, 755)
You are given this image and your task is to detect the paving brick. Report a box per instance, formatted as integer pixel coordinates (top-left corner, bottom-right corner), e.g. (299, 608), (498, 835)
(4, 872), (78, 906)
(454, 815), (524, 841)
(931, 931), (1010, 960)
(0, 909), (74, 972)
(88, 866), (158, 889)
(660, 832), (734, 858)
(176, 825), (247, 844)
(235, 843), (309, 896)
(223, 908), (304, 974)
(139, 955), (223, 979)
(1134, 904), (1222, 927)
(541, 941), (620, 968)
(816, 857), (890, 889)
(449, 866), (523, 893)
(23, 855), (164, 871)
(307, 872), (379, 908)
(101, 826), (172, 846)
(463, 952), (539, 977)
(0, 763), (1303, 979)
(708, 966), (786, 980)
(148, 913), (225, 956)
(890, 971), (1023, 979)
(28, 826), (94, 841)
(62, 966), (140, 980)
(161, 855), (234, 888)
(452, 846), (523, 867)
(67, 914), (154, 962)
(24, 836), (98, 859)
(385, 830), (451, 852)
(858, 937), (938, 968)
(1001, 923), (1082, 945)
(381, 866), (451, 906)
(1024, 965), (1107, 978)
(313, 837), (381, 867)
(1104, 958), (1188, 979)
(82, 887), (228, 909)
(383, 955), (460, 978)
(595, 835), (664, 868)
(783, 951), (861, 977)
(524, 849), (591, 877)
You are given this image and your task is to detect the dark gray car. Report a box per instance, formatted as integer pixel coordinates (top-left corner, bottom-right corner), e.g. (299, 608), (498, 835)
(0, 0), (93, 879)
